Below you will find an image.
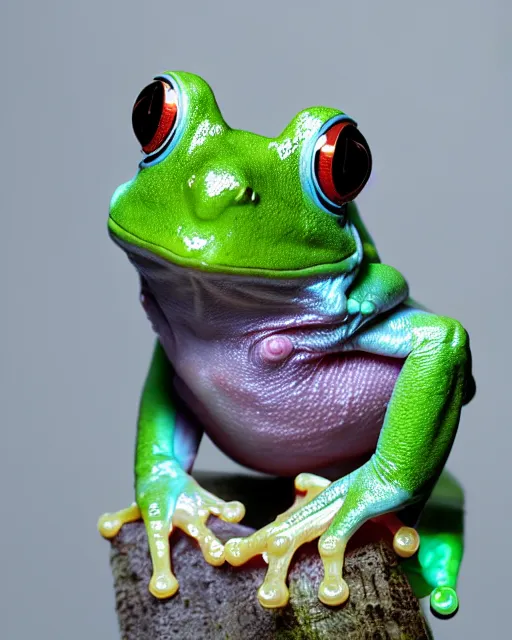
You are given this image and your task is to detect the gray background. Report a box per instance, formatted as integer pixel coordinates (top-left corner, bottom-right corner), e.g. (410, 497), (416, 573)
(1, 0), (510, 638)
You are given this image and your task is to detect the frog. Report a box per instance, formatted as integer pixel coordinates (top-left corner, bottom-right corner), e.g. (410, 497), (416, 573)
(98, 71), (474, 618)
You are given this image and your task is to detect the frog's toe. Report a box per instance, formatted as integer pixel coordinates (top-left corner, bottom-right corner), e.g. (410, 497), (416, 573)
(347, 298), (361, 315)
(372, 513), (420, 559)
(277, 473), (331, 517)
(226, 474), (347, 609)
(430, 585), (459, 617)
(149, 569), (179, 599)
(210, 499), (246, 523)
(255, 533), (300, 608)
(97, 503), (141, 539)
(173, 487), (247, 566)
(258, 578), (290, 608)
(294, 472), (331, 493)
(318, 535), (350, 606)
(224, 527), (273, 566)
(347, 297), (377, 317)
(360, 300), (377, 315)
(224, 536), (246, 566)
(177, 517), (226, 566)
(393, 526), (420, 558)
(188, 482), (246, 525)
(318, 576), (350, 606)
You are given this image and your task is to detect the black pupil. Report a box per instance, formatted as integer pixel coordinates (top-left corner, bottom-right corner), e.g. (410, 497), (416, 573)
(132, 81), (165, 148)
(332, 126), (371, 197)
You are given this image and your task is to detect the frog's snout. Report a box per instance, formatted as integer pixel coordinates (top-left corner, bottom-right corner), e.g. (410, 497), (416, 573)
(185, 167), (258, 221)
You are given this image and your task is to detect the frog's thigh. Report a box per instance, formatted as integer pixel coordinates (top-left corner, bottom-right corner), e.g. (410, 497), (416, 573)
(317, 307), (471, 604)
(347, 304), (470, 501)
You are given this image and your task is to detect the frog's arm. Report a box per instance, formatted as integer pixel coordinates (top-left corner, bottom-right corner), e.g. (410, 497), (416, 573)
(99, 341), (245, 598)
(135, 340), (198, 476)
(292, 206), (409, 352)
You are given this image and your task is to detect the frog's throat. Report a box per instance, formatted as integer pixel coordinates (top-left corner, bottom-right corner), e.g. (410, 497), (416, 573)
(108, 216), (364, 280)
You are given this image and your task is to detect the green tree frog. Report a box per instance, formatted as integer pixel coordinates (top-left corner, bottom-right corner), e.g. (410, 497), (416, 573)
(98, 71), (475, 618)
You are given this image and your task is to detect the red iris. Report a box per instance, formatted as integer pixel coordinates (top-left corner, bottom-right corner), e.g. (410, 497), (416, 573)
(315, 121), (372, 205)
(132, 80), (178, 155)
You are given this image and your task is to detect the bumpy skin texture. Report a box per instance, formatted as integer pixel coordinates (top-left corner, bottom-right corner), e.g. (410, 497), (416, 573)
(99, 71), (475, 618)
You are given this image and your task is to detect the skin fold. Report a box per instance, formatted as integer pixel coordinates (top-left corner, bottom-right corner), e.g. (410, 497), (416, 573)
(98, 71), (474, 617)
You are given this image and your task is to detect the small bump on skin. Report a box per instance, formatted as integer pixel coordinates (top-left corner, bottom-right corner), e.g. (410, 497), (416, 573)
(260, 335), (293, 363)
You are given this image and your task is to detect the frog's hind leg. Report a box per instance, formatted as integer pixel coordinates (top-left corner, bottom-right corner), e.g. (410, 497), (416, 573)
(225, 306), (473, 611)
(402, 470), (464, 617)
(315, 307), (473, 606)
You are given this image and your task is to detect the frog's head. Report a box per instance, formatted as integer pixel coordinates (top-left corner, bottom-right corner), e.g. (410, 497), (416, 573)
(108, 71), (372, 278)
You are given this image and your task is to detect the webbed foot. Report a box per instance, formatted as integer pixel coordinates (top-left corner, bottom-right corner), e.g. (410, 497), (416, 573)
(224, 473), (419, 608)
(98, 473), (245, 599)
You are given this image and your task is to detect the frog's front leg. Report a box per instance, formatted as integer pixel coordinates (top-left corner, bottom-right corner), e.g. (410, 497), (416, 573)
(298, 262), (409, 352)
(346, 262), (409, 323)
(226, 305), (473, 610)
(98, 341), (245, 598)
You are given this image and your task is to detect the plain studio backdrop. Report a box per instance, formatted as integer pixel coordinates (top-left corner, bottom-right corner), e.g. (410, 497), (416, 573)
(1, 1), (510, 638)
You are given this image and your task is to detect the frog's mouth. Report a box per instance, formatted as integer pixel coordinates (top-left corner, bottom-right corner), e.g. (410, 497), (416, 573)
(114, 230), (362, 334)
(108, 216), (362, 280)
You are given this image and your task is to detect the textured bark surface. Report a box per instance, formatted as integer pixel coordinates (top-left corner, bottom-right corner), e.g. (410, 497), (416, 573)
(108, 473), (432, 640)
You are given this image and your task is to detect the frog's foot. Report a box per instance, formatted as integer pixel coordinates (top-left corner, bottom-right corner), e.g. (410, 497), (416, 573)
(172, 481), (246, 567)
(225, 472), (421, 609)
(225, 473), (341, 608)
(317, 526), (417, 607)
(98, 480), (245, 599)
(317, 475), (424, 607)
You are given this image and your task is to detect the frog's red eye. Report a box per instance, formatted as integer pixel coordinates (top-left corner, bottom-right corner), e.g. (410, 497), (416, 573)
(314, 121), (372, 205)
(132, 80), (178, 155)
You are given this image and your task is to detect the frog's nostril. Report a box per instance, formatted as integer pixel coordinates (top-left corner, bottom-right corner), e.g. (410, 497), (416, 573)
(235, 186), (259, 204)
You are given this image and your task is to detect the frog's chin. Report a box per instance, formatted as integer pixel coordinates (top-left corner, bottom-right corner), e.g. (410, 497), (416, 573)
(108, 216), (361, 279)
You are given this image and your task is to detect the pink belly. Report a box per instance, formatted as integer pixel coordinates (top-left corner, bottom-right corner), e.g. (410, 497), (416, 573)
(173, 347), (403, 477)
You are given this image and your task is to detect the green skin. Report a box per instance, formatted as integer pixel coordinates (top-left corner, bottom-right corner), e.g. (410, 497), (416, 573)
(103, 71), (473, 617)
